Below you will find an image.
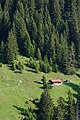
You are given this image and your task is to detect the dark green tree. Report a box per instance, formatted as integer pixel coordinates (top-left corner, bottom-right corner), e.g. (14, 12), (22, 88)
(41, 75), (47, 87)
(0, 4), (3, 42)
(38, 89), (54, 120)
(36, 47), (42, 60)
(17, 61), (24, 74)
(66, 91), (76, 120)
(3, 0), (10, 43)
(6, 29), (19, 63)
(57, 97), (65, 120)
(0, 41), (5, 62)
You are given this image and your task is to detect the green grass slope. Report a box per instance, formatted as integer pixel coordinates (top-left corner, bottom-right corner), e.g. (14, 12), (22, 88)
(0, 56), (80, 120)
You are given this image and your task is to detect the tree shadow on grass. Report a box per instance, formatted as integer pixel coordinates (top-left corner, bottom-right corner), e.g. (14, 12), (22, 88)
(34, 81), (43, 85)
(64, 82), (79, 98)
(13, 105), (27, 116)
(76, 73), (80, 78)
(13, 104), (37, 119)
(27, 69), (36, 73)
(14, 70), (21, 73)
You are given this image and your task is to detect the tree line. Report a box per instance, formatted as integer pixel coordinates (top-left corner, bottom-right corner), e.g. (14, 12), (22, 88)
(0, 0), (80, 74)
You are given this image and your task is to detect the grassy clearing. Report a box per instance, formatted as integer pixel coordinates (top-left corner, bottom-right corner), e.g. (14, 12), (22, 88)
(0, 56), (80, 119)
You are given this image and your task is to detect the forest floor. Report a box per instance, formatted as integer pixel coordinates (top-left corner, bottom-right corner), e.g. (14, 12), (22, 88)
(0, 56), (80, 120)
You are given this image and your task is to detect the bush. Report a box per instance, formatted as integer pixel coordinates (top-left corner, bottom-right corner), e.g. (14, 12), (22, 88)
(27, 57), (36, 69)
(17, 61), (24, 74)
(41, 75), (46, 84)
(11, 61), (16, 70)
(0, 63), (2, 67)
(41, 75), (48, 89)
(39, 60), (52, 73)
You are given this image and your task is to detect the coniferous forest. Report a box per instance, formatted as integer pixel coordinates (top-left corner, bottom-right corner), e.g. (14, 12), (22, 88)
(0, 0), (80, 120)
(0, 0), (80, 74)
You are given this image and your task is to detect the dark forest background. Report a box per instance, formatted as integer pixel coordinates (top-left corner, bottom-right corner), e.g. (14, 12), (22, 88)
(0, 0), (80, 74)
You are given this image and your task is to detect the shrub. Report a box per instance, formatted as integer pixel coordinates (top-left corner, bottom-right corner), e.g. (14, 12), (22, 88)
(11, 61), (16, 70)
(0, 63), (2, 67)
(27, 57), (36, 69)
(17, 61), (24, 73)
(35, 63), (39, 73)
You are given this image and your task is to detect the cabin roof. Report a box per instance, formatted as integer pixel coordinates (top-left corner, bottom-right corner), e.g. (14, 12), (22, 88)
(49, 79), (62, 83)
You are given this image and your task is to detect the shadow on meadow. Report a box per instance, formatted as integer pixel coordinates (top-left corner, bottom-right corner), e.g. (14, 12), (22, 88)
(27, 69), (36, 73)
(34, 81), (43, 85)
(64, 82), (79, 98)
(13, 105), (27, 116)
(13, 99), (39, 119)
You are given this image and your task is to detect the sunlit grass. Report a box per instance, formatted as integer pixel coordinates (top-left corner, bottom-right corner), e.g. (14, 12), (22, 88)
(0, 56), (80, 119)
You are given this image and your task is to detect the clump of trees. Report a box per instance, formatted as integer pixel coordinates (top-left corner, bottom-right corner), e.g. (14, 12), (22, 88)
(27, 57), (56, 74)
(11, 60), (24, 73)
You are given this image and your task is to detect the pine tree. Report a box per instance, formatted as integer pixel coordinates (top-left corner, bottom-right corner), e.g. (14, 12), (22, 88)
(17, 61), (24, 74)
(76, 85), (80, 120)
(29, 17), (37, 41)
(66, 91), (76, 120)
(0, 4), (3, 43)
(35, 63), (39, 73)
(23, 107), (36, 120)
(23, 30), (34, 57)
(60, 33), (69, 73)
(37, 22), (44, 55)
(69, 42), (76, 66)
(14, 9), (28, 55)
(6, 29), (18, 64)
(3, 0), (10, 43)
(28, 0), (35, 16)
(65, 0), (79, 49)
(49, 28), (57, 62)
(17, 1), (24, 18)
(41, 75), (47, 87)
(38, 89), (54, 120)
(57, 97), (65, 120)
(36, 47), (42, 60)
(0, 41), (5, 62)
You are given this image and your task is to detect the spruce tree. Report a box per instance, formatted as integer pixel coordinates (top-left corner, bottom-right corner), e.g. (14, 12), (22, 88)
(41, 75), (47, 87)
(38, 89), (54, 120)
(6, 29), (18, 64)
(76, 85), (80, 120)
(66, 91), (76, 120)
(3, 0), (10, 43)
(0, 41), (5, 62)
(57, 97), (65, 120)
(36, 47), (42, 60)
(23, 30), (34, 57)
(0, 4), (3, 42)
(14, 10), (27, 55)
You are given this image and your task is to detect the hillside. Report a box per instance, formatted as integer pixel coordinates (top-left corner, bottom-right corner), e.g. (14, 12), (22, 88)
(0, 56), (80, 120)
(0, 0), (80, 119)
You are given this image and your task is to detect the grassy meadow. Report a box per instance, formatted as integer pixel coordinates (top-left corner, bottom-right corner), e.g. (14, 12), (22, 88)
(0, 56), (80, 120)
